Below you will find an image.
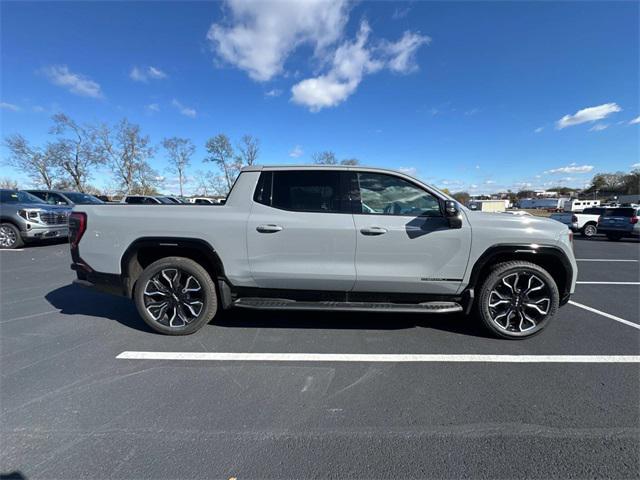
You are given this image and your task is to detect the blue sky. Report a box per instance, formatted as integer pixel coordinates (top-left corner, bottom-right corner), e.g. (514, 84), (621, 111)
(1, 0), (638, 195)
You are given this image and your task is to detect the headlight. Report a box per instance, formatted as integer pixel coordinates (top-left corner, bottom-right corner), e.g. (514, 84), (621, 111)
(18, 209), (41, 222)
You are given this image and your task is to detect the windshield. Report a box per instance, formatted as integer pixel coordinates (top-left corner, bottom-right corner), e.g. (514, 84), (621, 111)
(603, 208), (637, 217)
(156, 197), (174, 204)
(0, 190), (45, 204)
(63, 192), (103, 204)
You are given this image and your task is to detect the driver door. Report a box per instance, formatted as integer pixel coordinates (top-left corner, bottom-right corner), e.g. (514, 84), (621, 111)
(351, 171), (471, 295)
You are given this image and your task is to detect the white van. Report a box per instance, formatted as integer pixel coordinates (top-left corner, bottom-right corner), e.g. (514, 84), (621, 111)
(562, 199), (600, 212)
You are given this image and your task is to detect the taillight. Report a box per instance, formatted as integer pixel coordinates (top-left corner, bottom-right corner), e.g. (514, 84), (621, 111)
(631, 216), (638, 224)
(69, 212), (87, 248)
(571, 215), (578, 223)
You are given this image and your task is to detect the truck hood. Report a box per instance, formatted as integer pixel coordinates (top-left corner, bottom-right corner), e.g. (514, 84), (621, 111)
(465, 210), (568, 239)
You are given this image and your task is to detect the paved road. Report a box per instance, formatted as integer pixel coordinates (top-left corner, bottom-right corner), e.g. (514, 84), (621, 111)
(1, 237), (639, 479)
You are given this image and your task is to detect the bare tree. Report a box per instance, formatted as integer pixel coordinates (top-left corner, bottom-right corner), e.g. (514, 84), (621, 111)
(312, 151), (338, 165)
(4, 134), (57, 188)
(312, 151), (359, 166)
(0, 177), (19, 189)
(238, 134), (260, 166)
(204, 134), (240, 193)
(194, 170), (228, 197)
(48, 113), (101, 192)
(95, 119), (157, 194)
(162, 137), (194, 196)
(340, 158), (360, 165)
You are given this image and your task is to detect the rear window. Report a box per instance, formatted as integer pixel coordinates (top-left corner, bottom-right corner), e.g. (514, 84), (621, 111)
(603, 208), (637, 217)
(583, 208), (605, 215)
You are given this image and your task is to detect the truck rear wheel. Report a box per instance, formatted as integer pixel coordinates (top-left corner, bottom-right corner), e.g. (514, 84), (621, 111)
(134, 256), (218, 335)
(581, 223), (598, 238)
(476, 261), (559, 339)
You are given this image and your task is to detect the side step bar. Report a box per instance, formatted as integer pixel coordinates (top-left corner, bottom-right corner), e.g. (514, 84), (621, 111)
(233, 298), (463, 314)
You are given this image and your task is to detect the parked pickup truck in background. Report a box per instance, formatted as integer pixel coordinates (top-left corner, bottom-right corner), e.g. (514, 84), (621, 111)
(550, 207), (610, 238)
(69, 166), (577, 339)
(0, 189), (71, 249)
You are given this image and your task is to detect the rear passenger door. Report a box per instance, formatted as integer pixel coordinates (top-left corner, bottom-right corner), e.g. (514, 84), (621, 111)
(247, 170), (357, 291)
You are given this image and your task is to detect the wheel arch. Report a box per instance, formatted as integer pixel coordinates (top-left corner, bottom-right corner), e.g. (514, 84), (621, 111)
(466, 244), (573, 304)
(120, 237), (226, 298)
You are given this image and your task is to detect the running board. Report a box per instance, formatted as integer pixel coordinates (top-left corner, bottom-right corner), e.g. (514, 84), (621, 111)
(233, 298), (463, 314)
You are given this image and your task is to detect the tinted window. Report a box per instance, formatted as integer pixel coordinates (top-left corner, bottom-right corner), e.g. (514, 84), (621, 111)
(28, 191), (48, 202)
(603, 208), (637, 217)
(0, 190), (44, 204)
(583, 208), (604, 215)
(271, 171), (344, 213)
(125, 196), (144, 204)
(64, 192), (103, 204)
(194, 199), (210, 204)
(356, 172), (441, 217)
(254, 172), (273, 206)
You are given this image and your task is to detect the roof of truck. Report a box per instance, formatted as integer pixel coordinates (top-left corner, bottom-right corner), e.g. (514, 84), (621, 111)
(241, 164), (408, 175)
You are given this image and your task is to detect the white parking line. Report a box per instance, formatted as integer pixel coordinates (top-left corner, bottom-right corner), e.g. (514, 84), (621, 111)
(576, 281), (640, 285)
(569, 300), (640, 330)
(116, 351), (640, 363)
(576, 259), (637, 262)
(0, 249), (25, 252)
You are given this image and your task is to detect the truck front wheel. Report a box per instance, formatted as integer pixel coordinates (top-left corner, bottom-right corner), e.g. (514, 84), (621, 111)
(134, 256), (218, 335)
(476, 261), (559, 339)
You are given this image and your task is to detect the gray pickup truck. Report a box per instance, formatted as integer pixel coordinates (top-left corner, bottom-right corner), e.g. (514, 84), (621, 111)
(70, 166), (577, 339)
(1, 189), (71, 249)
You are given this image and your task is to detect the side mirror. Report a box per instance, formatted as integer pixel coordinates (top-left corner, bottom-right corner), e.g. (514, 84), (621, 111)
(444, 200), (462, 229)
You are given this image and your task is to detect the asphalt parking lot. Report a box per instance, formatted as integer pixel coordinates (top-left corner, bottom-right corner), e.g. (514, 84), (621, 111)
(1, 236), (639, 479)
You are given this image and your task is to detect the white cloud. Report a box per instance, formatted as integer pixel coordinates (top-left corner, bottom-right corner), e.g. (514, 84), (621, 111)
(381, 30), (430, 74)
(208, 1), (428, 110)
(130, 66), (167, 82)
(631, 162), (640, 168)
(556, 102), (621, 129)
(589, 123), (608, 132)
(544, 163), (594, 174)
(146, 103), (160, 113)
(392, 6), (411, 20)
(171, 99), (196, 118)
(630, 116), (640, 125)
(32, 105), (45, 113)
(42, 65), (103, 98)
(291, 21), (429, 111)
(207, 0), (349, 82)
(265, 89), (282, 97)
(0, 102), (20, 112)
(534, 126), (544, 133)
(484, 180), (496, 184)
(289, 145), (304, 158)
(464, 108), (479, 117)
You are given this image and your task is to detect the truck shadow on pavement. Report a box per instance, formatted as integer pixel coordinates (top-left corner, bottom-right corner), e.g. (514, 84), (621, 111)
(45, 284), (492, 338)
(45, 284), (154, 333)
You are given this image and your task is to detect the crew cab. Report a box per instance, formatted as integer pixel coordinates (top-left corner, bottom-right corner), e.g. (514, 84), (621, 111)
(550, 207), (610, 238)
(69, 166), (577, 339)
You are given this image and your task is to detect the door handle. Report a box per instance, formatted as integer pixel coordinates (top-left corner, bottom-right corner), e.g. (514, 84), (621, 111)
(360, 226), (387, 236)
(256, 224), (283, 233)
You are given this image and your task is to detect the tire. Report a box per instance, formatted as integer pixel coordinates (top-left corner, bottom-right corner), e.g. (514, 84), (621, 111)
(134, 256), (218, 335)
(0, 223), (24, 249)
(476, 261), (559, 339)
(606, 233), (623, 241)
(581, 223), (598, 238)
